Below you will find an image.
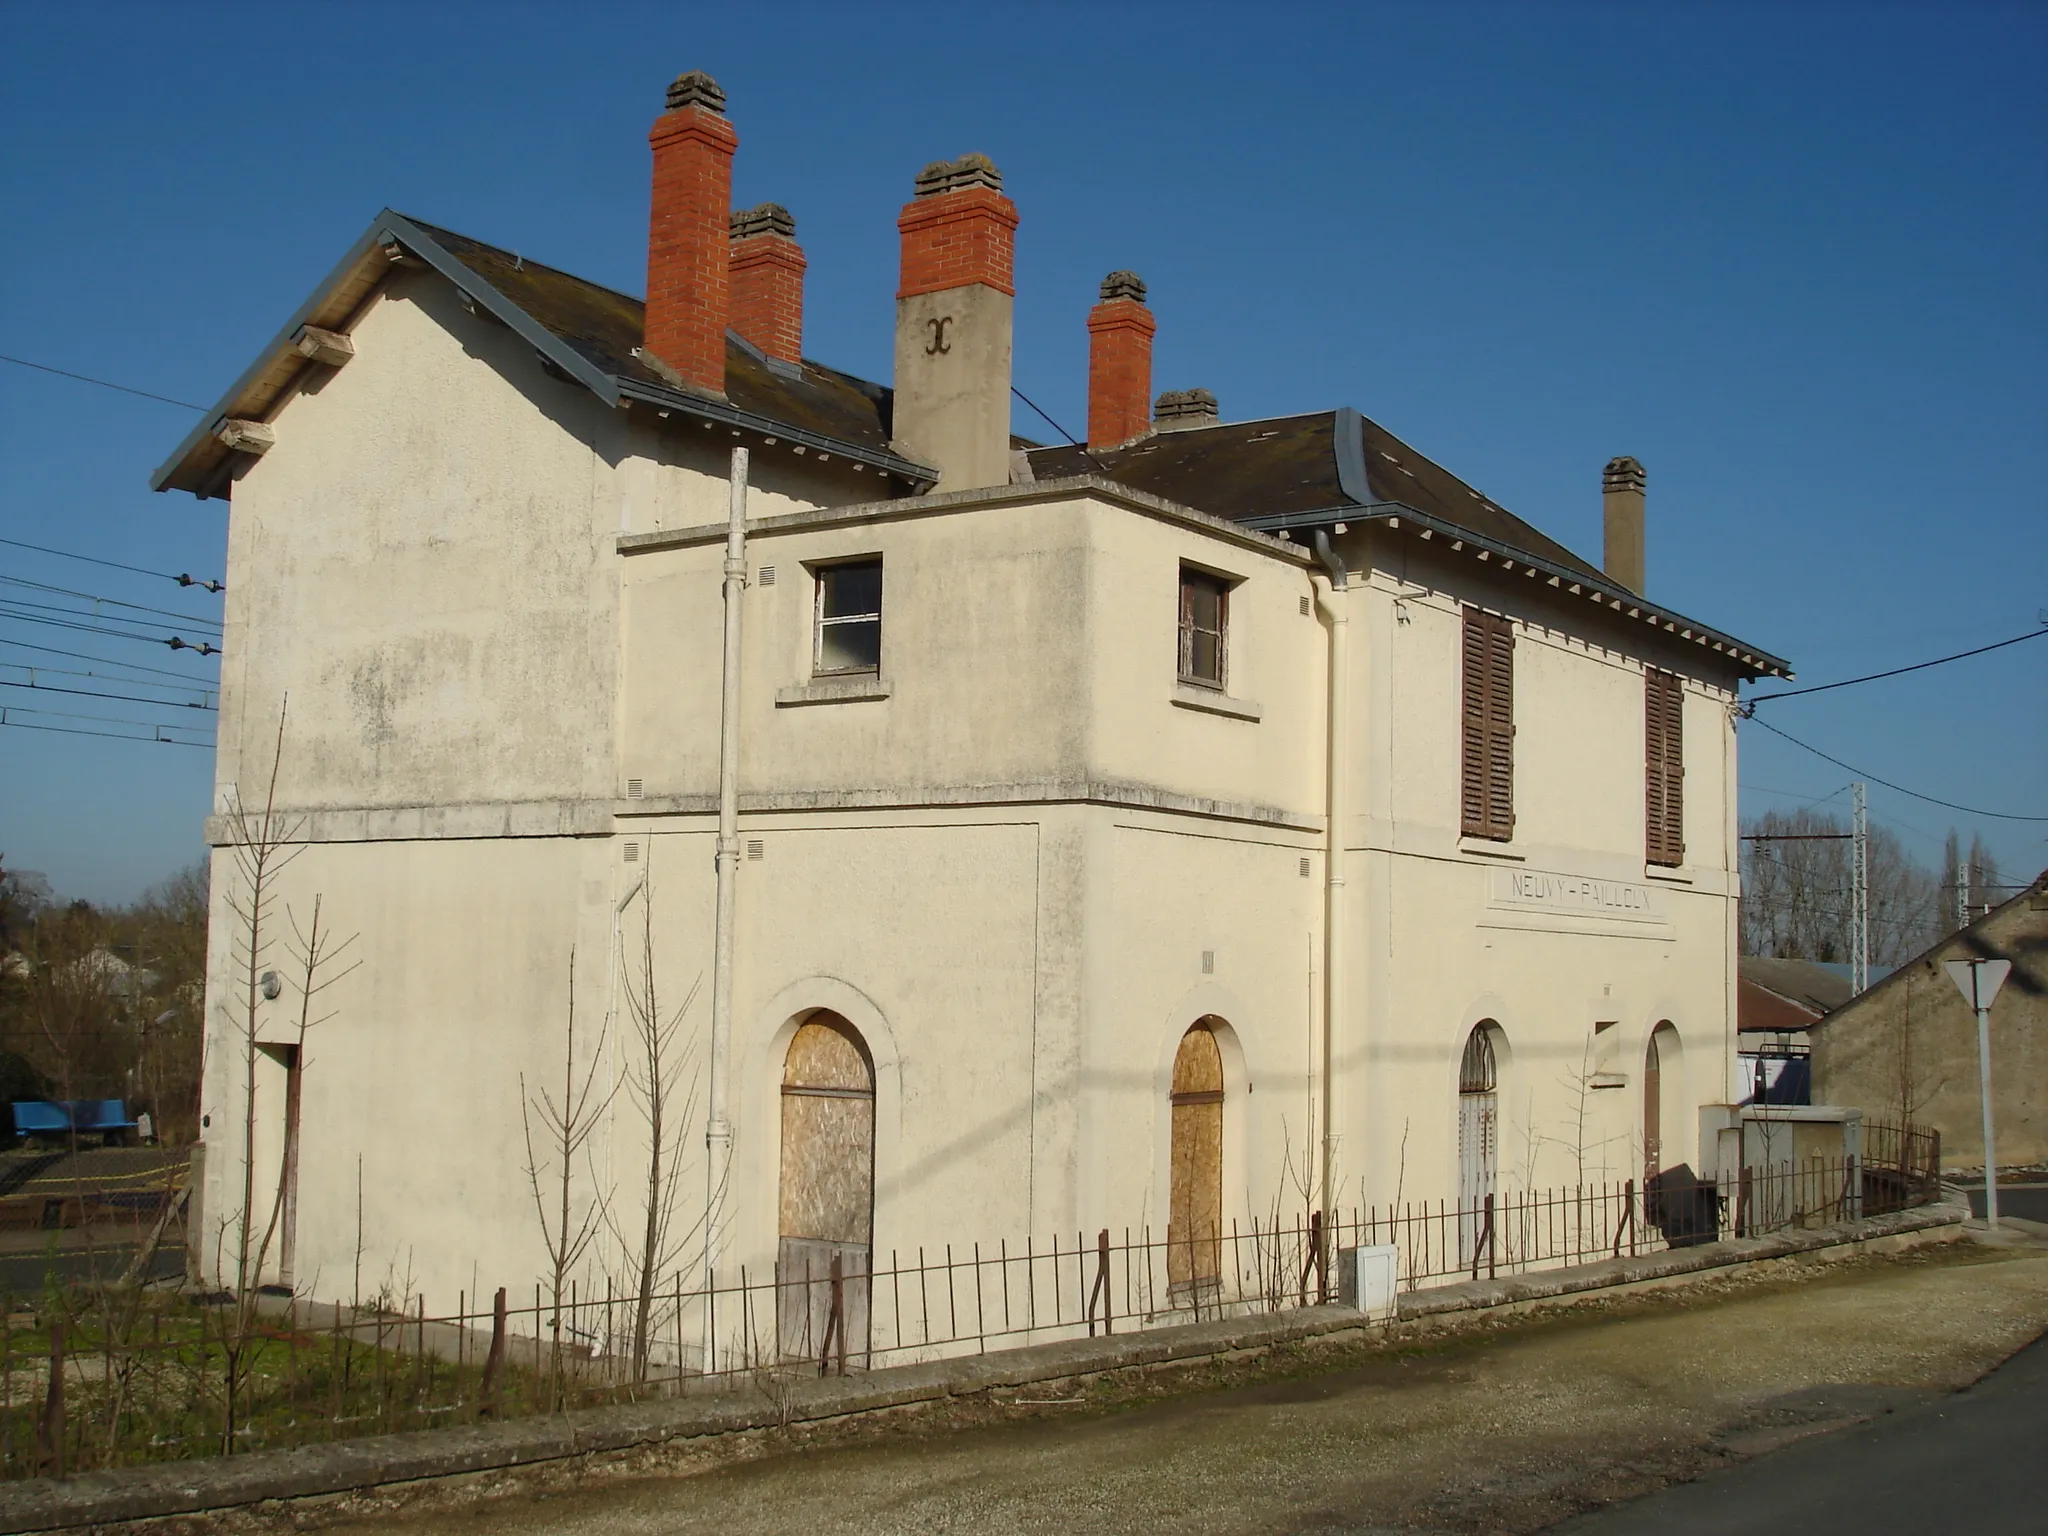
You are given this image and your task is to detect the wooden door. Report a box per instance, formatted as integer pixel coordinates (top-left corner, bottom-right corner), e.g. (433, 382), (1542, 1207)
(1643, 1028), (1664, 1180)
(1457, 1026), (1499, 1267)
(776, 1014), (873, 1364)
(1168, 1022), (1224, 1300)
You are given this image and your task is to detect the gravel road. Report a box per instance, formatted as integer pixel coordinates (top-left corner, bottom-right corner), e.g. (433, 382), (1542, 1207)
(306, 1240), (2048, 1535)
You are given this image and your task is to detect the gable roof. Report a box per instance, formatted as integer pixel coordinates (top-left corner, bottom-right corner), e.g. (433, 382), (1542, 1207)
(1738, 957), (1858, 1032)
(148, 210), (1788, 678)
(151, 211), (938, 500)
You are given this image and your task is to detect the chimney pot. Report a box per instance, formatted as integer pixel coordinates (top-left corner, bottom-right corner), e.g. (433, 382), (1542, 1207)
(913, 152), (1003, 197)
(1087, 271), (1155, 449)
(730, 202), (795, 240)
(665, 70), (726, 113)
(1099, 270), (1147, 302)
(1602, 455), (1646, 594)
(1154, 388), (1219, 431)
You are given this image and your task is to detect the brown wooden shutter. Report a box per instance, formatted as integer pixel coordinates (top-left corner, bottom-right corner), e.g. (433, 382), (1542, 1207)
(1645, 668), (1685, 866)
(1461, 606), (1515, 841)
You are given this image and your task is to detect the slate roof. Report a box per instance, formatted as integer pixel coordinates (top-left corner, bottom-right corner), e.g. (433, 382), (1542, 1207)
(1028, 412), (1607, 582)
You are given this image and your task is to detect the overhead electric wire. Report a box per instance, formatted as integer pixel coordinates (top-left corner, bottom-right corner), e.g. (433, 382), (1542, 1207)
(0, 574), (223, 630)
(0, 353), (206, 411)
(0, 535), (222, 592)
(0, 678), (215, 711)
(1, 702), (213, 736)
(0, 717), (211, 747)
(0, 608), (220, 654)
(1010, 385), (1115, 477)
(1747, 625), (2048, 705)
(0, 637), (217, 683)
(0, 657), (215, 699)
(1744, 714), (2048, 823)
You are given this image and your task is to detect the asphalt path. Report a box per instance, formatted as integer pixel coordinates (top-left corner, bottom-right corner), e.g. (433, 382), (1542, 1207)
(1548, 1328), (2048, 1535)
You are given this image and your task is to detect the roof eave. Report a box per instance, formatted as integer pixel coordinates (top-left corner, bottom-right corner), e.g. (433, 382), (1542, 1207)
(612, 377), (937, 489)
(1250, 501), (1793, 681)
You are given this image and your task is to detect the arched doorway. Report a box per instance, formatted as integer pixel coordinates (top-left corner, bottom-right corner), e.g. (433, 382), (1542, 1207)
(1458, 1023), (1501, 1265)
(777, 1012), (874, 1365)
(1168, 1020), (1225, 1302)
(1644, 1022), (1680, 1180)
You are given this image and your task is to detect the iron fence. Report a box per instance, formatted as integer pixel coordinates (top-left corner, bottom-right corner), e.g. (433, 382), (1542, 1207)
(0, 1120), (1942, 1480)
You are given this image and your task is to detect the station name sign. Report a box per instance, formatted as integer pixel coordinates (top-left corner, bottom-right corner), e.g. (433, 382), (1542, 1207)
(1487, 868), (1668, 927)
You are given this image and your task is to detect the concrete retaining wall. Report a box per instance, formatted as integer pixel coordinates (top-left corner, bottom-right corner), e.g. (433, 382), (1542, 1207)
(0, 1197), (1967, 1532)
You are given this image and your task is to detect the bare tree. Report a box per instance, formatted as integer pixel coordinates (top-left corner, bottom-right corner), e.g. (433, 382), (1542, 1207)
(1741, 807), (1939, 965)
(520, 950), (614, 1406)
(610, 876), (708, 1380)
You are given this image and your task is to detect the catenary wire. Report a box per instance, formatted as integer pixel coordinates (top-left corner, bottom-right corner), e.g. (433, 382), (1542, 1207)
(0, 678), (215, 711)
(1, 702), (213, 735)
(0, 657), (216, 699)
(0, 353), (206, 411)
(0, 535), (222, 592)
(1746, 625), (2048, 705)
(0, 718), (210, 747)
(1744, 714), (2048, 823)
(0, 574), (223, 630)
(0, 637), (218, 684)
(0, 609), (220, 654)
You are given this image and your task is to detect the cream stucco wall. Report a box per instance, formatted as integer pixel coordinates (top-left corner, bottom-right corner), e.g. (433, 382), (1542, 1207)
(194, 258), (1757, 1317)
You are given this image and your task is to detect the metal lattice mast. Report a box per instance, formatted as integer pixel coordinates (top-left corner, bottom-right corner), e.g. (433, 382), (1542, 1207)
(1851, 781), (1869, 994)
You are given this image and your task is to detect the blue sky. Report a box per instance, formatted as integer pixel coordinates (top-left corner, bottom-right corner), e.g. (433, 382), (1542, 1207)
(1, 1), (2042, 905)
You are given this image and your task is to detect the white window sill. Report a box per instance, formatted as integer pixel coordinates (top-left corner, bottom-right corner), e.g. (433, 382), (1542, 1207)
(1171, 684), (1262, 722)
(1644, 864), (1693, 885)
(775, 675), (893, 707)
(1457, 838), (1525, 862)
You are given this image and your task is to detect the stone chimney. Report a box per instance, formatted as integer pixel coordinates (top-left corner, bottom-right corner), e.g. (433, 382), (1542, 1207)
(644, 70), (738, 395)
(1602, 456), (1646, 594)
(1087, 271), (1155, 449)
(1154, 388), (1219, 432)
(892, 153), (1019, 492)
(729, 203), (805, 364)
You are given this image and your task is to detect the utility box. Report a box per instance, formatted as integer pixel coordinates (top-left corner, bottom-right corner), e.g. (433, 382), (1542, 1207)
(1337, 1243), (1400, 1320)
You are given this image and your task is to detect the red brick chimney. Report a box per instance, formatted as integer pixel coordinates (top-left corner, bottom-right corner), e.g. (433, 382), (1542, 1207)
(729, 203), (805, 364)
(644, 70), (738, 395)
(1087, 271), (1155, 449)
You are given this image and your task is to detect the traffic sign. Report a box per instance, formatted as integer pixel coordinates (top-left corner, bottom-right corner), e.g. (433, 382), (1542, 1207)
(1945, 958), (2011, 1012)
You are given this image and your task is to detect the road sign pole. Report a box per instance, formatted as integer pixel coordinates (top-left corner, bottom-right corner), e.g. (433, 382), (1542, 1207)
(1946, 958), (2012, 1231)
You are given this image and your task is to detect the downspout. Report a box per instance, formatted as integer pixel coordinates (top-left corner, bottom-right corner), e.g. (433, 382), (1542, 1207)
(1311, 530), (1349, 1288)
(705, 447), (749, 1289)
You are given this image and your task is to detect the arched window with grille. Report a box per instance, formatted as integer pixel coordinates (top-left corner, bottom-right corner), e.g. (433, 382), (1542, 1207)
(1458, 1023), (1501, 1265)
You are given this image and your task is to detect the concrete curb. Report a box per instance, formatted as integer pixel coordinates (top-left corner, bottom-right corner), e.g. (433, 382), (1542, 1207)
(0, 1199), (1969, 1532)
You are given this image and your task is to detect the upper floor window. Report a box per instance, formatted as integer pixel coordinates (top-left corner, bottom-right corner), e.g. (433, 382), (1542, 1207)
(1460, 605), (1515, 841)
(1179, 567), (1230, 689)
(1645, 667), (1685, 866)
(814, 558), (882, 676)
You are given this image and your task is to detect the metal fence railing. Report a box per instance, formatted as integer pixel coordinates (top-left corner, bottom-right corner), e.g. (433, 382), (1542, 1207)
(0, 1120), (1942, 1480)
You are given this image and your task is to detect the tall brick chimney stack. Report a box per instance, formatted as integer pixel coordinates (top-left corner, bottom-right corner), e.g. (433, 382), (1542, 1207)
(1602, 456), (1646, 594)
(729, 203), (806, 364)
(644, 70), (738, 395)
(892, 153), (1019, 492)
(1086, 271), (1155, 450)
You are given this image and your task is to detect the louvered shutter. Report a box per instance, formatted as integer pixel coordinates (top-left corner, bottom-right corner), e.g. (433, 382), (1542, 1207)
(1461, 607), (1515, 841)
(1645, 669), (1685, 866)
(1483, 615), (1515, 840)
(1460, 608), (1490, 836)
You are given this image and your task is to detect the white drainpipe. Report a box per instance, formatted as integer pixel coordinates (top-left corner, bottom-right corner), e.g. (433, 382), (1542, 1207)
(1311, 531), (1349, 1279)
(705, 447), (749, 1287)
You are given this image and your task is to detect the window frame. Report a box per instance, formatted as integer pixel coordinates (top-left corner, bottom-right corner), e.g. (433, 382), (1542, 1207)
(1177, 565), (1232, 691)
(811, 556), (884, 678)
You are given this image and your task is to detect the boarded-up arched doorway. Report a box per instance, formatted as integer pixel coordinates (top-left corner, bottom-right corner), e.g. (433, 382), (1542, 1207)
(1168, 1020), (1225, 1301)
(777, 1012), (874, 1364)
(1458, 1023), (1501, 1266)
(1644, 1022), (1680, 1180)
